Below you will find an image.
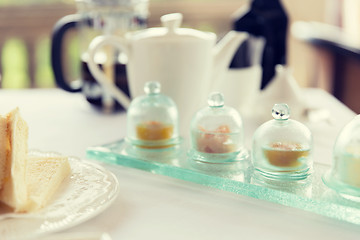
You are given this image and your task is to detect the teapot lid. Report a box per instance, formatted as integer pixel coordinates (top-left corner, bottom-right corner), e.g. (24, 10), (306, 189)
(129, 13), (216, 41)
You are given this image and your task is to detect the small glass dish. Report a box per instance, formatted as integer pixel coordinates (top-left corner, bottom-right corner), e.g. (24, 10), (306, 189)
(323, 115), (360, 200)
(188, 92), (249, 169)
(126, 81), (180, 149)
(252, 103), (313, 180)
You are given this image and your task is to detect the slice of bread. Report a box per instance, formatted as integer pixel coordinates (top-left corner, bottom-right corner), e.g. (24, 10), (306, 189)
(0, 116), (7, 189)
(26, 155), (71, 212)
(0, 108), (29, 212)
(0, 108), (71, 213)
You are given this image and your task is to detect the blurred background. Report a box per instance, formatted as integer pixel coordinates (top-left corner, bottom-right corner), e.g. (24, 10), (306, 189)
(0, 0), (359, 112)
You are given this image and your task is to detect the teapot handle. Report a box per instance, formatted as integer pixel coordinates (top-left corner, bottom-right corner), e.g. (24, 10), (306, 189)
(87, 35), (131, 109)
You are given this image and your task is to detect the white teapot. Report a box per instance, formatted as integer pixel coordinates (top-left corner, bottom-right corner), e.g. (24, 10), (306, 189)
(88, 13), (248, 135)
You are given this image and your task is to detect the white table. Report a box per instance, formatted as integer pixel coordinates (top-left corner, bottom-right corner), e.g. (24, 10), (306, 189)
(0, 88), (359, 240)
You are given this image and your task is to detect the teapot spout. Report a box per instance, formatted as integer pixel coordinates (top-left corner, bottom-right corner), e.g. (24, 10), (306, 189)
(212, 31), (248, 91)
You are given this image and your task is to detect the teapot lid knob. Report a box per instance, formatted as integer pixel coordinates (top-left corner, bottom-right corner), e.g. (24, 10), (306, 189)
(161, 13), (183, 32)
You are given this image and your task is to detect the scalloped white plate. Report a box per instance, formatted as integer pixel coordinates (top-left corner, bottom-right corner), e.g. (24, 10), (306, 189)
(0, 150), (119, 240)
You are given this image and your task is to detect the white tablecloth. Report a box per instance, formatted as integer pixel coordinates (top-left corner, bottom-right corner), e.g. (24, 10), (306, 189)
(0, 88), (359, 240)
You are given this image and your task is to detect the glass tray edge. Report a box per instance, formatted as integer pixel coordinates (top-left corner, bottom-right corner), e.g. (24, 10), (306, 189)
(86, 140), (360, 225)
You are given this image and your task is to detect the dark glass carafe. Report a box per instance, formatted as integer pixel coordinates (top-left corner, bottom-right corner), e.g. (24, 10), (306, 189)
(230, 0), (288, 89)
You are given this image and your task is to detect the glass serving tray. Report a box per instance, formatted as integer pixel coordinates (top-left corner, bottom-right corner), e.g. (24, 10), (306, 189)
(86, 139), (360, 225)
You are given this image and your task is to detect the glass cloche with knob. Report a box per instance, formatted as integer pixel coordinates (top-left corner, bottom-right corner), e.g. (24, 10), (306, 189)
(126, 81), (180, 149)
(252, 103), (313, 180)
(323, 115), (360, 198)
(188, 92), (248, 163)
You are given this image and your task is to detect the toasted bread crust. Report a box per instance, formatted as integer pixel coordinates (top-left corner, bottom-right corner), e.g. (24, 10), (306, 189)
(0, 116), (7, 189)
(0, 108), (29, 212)
(0, 108), (70, 213)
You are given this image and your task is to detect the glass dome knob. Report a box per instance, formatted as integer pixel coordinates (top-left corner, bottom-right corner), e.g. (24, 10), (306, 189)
(272, 103), (290, 120)
(208, 92), (224, 108)
(144, 81), (161, 95)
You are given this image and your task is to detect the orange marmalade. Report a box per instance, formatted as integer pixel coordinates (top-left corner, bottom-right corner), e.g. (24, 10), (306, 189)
(263, 142), (309, 167)
(136, 121), (173, 141)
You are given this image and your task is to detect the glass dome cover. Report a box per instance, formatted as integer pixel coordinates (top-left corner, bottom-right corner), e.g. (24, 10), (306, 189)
(323, 114), (360, 198)
(126, 81), (179, 148)
(189, 92), (247, 163)
(252, 103), (313, 180)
